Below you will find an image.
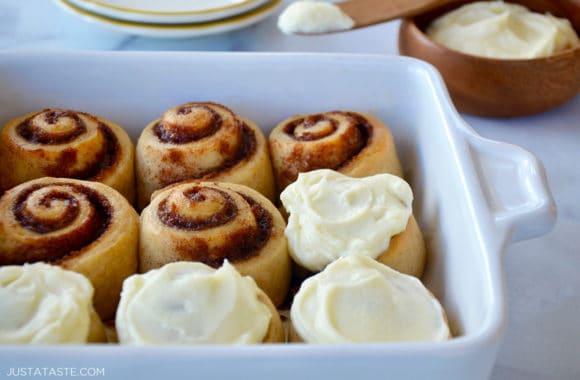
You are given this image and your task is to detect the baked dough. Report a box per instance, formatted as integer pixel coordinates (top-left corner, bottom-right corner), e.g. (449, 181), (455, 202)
(135, 102), (275, 209)
(0, 109), (135, 203)
(139, 181), (291, 306)
(0, 177), (139, 320)
(269, 111), (403, 192)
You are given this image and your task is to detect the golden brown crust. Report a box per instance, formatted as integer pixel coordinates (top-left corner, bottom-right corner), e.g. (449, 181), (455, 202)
(0, 177), (139, 320)
(135, 102), (275, 209)
(102, 321), (119, 344)
(139, 181), (291, 306)
(287, 322), (304, 343)
(0, 109), (135, 203)
(377, 214), (426, 278)
(87, 309), (107, 343)
(257, 290), (285, 343)
(269, 111), (403, 192)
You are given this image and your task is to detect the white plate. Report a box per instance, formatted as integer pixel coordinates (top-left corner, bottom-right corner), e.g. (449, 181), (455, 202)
(0, 51), (556, 380)
(56, 0), (280, 38)
(66, 0), (271, 24)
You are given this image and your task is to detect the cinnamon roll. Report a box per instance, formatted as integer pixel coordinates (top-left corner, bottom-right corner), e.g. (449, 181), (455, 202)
(0, 177), (139, 320)
(139, 181), (291, 306)
(135, 102), (275, 209)
(269, 111), (403, 191)
(0, 109), (135, 203)
(0, 263), (107, 344)
(290, 255), (450, 343)
(116, 261), (284, 345)
(280, 169), (426, 278)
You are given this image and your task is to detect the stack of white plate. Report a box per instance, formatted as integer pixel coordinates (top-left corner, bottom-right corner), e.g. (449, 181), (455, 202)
(56, 0), (282, 38)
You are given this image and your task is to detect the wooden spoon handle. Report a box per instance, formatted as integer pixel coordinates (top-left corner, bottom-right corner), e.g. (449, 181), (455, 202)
(338, 0), (456, 28)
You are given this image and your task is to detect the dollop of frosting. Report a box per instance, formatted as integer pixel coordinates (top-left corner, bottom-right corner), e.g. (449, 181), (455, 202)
(0, 263), (94, 344)
(277, 1), (355, 35)
(291, 255), (450, 343)
(280, 169), (413, 272)
(116, 261), (272, 345)
(426, 1), (579, 59)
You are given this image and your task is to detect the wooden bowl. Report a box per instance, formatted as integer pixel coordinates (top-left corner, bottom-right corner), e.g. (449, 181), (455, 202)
(398, 0), (580, 117)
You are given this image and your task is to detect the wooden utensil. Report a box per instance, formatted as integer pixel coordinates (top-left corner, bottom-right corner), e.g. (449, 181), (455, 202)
(338, 0), (455, 29)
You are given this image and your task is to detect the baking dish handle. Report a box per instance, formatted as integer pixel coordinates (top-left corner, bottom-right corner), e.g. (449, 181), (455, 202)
(466, 134), (557, 243)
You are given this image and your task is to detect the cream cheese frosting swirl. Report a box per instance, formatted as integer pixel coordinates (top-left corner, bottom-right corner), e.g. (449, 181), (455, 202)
(0, 263), (94, 344)
(291, 255), (450, 343)
(116, 261), (272, 345)
(280, 169), (413, 272)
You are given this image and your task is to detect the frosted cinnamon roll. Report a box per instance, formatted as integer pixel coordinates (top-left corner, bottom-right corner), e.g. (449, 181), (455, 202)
(269, 111), (403, 191)
(0, 177), (139, 320)
(281, 169), (426, 278)
(139, 181), (291, 306)
(0, 109), (135, 203)
(135, 102), (275, 209)
(290, 255), (450, 343)
(116, 261), (284, 345)
(0, 263), (106, 344)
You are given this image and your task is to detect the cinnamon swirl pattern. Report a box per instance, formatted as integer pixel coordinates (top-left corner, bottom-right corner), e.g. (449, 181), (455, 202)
(0, 177), (139, 320)
(135, 102), (275, 209)
(139, 181), (291, 306)
(269, 111), (403, 191)
(0, 109), (135, 203)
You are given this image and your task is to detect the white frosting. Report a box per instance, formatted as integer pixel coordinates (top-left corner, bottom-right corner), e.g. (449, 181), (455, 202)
(280, 169), (413, 272)
(116, 261), (272, 345)
(0, 263), (94, 344)
(426, 1), (579, 59)
(291, 255), (450, 343)
(277, 1), (355, 35)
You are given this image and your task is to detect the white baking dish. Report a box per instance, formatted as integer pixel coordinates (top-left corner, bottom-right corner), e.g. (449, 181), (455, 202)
(0, 52), (556, 380)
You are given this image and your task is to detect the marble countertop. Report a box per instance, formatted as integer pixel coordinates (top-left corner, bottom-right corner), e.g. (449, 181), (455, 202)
(1, 1), (579, 379)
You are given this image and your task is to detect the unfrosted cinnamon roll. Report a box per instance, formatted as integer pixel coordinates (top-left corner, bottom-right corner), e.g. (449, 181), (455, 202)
(0, 109), (135, 203)
(139, 181), (291, 306)
(0, 177), (139, 320)
(269, 111), (403, 191)
(135, 102), (275, 209)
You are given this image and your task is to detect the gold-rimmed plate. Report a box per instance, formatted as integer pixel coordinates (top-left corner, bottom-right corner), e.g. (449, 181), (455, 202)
(66, 0), (271, 24)
(56, 0), (281, 38)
